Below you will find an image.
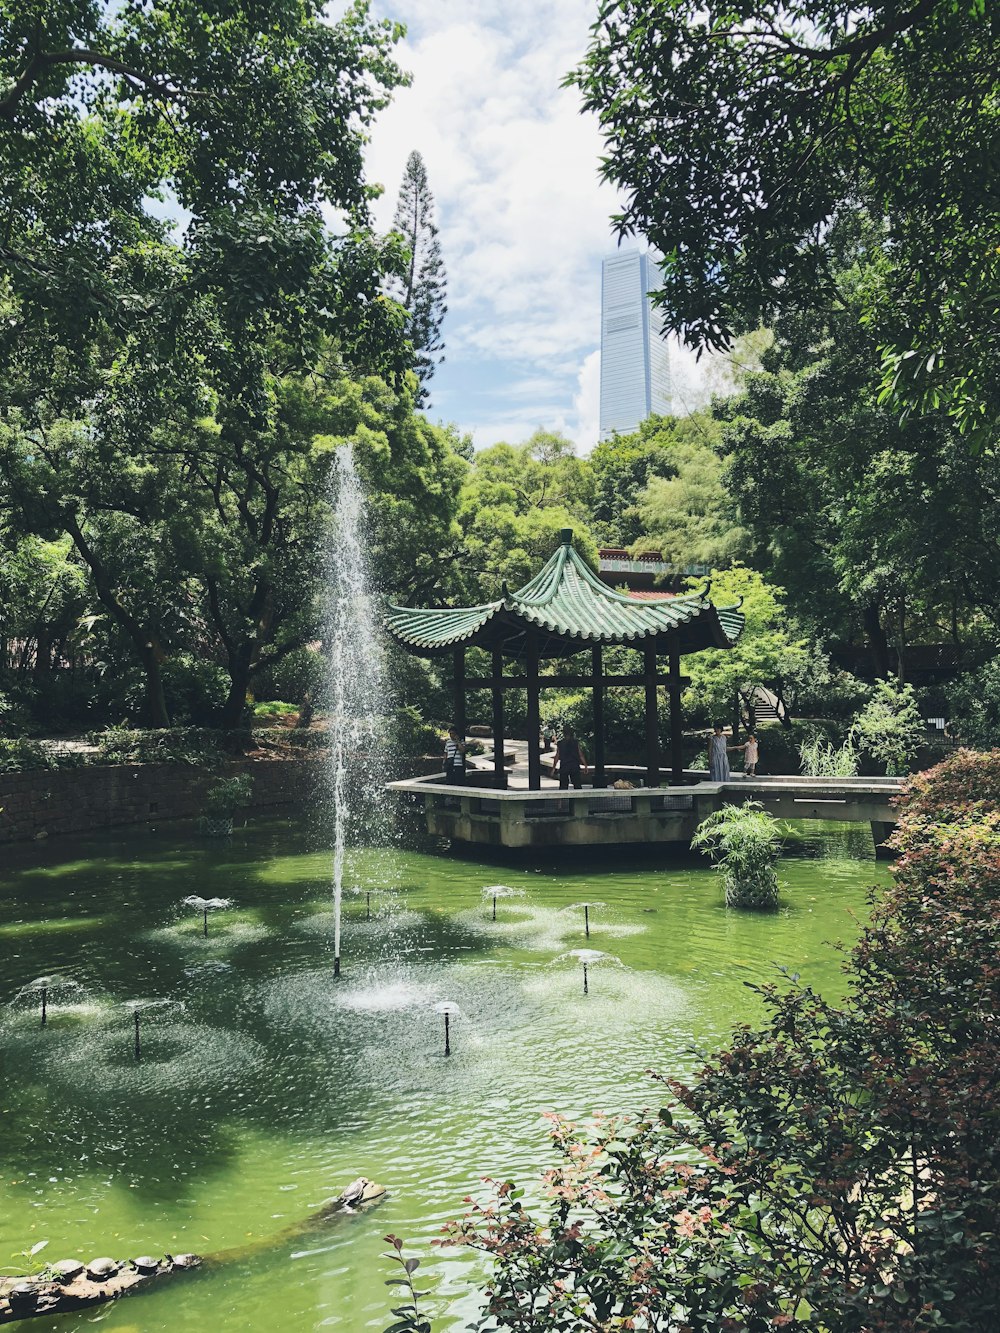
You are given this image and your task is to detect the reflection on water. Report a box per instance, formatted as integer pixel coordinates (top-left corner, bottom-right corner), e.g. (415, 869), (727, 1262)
(0, 818), (890, 1331)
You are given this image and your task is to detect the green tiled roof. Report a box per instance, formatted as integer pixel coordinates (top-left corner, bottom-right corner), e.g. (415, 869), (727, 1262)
(386, 532), (744, 656)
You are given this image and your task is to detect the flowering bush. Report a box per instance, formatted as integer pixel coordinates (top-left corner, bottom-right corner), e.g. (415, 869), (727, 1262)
(435, 751), (1000, 1331)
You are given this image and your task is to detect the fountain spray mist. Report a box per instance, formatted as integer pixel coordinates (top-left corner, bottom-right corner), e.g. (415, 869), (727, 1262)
(323, 446), (387, 978)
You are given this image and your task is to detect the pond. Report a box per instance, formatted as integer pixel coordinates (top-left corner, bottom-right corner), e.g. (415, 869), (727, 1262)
(0, 818), (890, 1331)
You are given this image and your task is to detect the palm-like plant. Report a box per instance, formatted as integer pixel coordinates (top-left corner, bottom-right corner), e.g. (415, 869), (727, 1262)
(692, 801), (785, 909)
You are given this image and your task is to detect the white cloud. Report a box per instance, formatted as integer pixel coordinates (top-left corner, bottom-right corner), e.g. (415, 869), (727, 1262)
(365, 2), (619, 443)
(569, 349), (602, 452)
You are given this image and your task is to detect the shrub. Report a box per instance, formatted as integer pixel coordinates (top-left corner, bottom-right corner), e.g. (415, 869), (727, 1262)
(90, 726), (250, 766)
(748, 718), (842, 775)
(254, 700), (298, 716)
(947, 656), (1000, 748)
(691, 800), (784, 908)
(439, 751), (1000, 1331)
(0, 738), (60, 772)
(852, 678), (925, 775)
(393, 705), (442, 757)
(161, 654), (230, 726)
(202, 774), (253, 818)
(798, 728), (859, 777)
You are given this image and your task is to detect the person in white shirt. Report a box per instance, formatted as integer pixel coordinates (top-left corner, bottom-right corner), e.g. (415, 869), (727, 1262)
(732, 732), (760, 777)
(443, 727), (467, 784)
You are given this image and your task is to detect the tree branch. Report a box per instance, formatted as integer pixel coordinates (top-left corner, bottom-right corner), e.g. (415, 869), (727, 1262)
(0, 46), (213, 121)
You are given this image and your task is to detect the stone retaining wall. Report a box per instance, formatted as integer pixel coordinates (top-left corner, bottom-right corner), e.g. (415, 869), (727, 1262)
(0, 759), (324, 844)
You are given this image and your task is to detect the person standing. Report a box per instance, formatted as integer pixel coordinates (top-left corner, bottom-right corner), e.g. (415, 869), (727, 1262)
(707, 723), (732, 782)
(552, 724), (588, 790)
(443, 726), (467, 785)
(730, 731), (760, 777)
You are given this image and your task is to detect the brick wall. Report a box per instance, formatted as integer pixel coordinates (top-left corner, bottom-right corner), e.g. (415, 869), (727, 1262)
(0, 759), (324, 844)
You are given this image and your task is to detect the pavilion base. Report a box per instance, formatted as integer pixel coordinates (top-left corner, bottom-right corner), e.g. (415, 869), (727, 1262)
(387, 774), (904, 853)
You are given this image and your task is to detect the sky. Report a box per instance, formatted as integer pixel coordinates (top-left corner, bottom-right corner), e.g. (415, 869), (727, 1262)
(363, 0), (711, 453)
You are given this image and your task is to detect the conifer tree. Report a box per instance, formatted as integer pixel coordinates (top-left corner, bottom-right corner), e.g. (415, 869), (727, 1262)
(389, 151), (447, 405)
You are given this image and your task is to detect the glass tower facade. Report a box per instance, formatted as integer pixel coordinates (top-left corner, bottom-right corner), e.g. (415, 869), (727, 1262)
(599, 249), (672, 440)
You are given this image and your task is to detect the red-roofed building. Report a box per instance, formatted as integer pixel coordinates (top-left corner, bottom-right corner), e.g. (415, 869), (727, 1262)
(597, 548), (710, 598)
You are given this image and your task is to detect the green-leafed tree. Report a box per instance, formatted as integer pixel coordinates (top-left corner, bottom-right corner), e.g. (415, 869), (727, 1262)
(0, 0), (419, 725)
(569, 0), (1000, 435)
(682, 566), (809, 730)
(388, 151), (447, 405)
(456, 431), (598, 598)
(0, 356), (466, 728)
(589, 413), (720, 546)
(717, 217), (1000, 677)
(637, 438), (746, 570)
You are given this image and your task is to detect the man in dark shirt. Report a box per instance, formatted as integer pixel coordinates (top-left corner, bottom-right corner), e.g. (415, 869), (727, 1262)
(551, 725), (588, 790)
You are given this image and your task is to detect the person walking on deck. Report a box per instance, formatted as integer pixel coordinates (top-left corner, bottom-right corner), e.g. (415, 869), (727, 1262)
(552, 725), (588, 790)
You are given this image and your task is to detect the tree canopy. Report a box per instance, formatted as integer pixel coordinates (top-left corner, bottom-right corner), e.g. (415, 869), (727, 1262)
(569, 0), (1000, 433)
(388, 150), (447, 405)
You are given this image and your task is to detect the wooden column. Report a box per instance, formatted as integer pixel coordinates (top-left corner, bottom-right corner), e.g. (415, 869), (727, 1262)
(526, 634), (541, 791)
(452, 648), (466, 737)
(643, 641), (660, 787)
(592, 644), (606, 788)
(668, 640), (684, 786)
(491, 647), (506, 788)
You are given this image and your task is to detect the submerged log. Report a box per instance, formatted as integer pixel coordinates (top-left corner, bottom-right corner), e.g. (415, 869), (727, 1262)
(0, 1177), (385, 1325)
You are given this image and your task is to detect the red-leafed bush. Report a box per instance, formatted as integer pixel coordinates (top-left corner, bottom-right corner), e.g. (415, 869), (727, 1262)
(436, 751), (1000, 1332)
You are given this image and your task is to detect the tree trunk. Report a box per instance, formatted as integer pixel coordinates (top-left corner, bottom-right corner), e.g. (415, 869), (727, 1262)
(138, 641), (171, 728)
(219, 647), (253, 729)
(862, 601), (891, 678)
(64, 516), (171, 727)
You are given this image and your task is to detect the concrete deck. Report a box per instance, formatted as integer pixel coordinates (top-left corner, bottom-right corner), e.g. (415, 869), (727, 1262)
(387, 767), (904, 853)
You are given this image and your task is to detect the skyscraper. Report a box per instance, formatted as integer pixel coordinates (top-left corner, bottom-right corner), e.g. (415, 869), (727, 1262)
(599, 248), (671, 440)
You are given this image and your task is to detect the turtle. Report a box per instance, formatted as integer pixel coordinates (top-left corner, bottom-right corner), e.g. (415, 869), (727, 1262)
(86, 1258), (119, 1281)
(51, 1260), (84, 1282)
(132, 1256), (161, 1275)
(338, 1177), (371, 1208)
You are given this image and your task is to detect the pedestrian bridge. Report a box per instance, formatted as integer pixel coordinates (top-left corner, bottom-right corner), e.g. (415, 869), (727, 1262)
(386, 772), (904, 855)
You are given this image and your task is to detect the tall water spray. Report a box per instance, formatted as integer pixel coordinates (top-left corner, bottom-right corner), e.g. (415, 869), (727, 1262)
(323, 446), (387, 977)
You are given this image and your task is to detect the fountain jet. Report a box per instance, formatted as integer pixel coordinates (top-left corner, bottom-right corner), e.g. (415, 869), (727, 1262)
(482, 884), (522, 921)
(434, 1001), (459, 1058)
(181, 897), (234, 938)
(566, 901), (605, 939)
(324, 446), (387, 980)
(555, 948), (620, 996)
(12, 975), (86, 1028)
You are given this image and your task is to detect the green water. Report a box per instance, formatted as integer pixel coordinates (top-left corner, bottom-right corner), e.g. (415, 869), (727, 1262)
(0, 819), (889, 1331)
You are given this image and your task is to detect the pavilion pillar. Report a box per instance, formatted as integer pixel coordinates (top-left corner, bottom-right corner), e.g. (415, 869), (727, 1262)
(452, 648), (466, 738)
(643, 641), (660, 787)
(491, 647), (506, 789)
(526, 634), (541, 791)
(668, 640), (684, 785)
(591, 644), (606, 788)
